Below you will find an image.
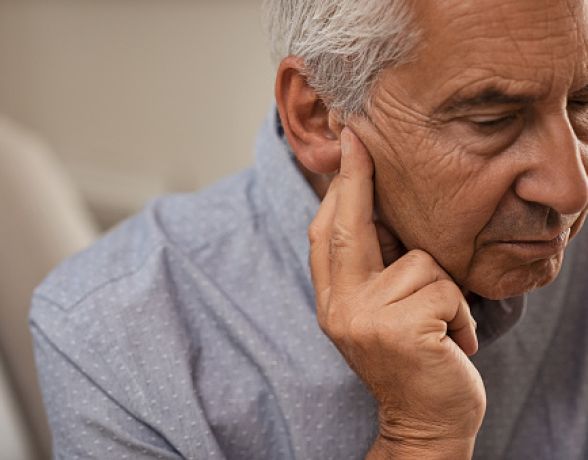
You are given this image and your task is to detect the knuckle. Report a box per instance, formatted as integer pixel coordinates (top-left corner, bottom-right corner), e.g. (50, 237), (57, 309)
(429, 279), (462, 304)
(316, 310), (329, 334)
(324, 319), (347, 343)
(327, 323), (346, 343)
(329, 223), (354, 257)
(318, 305), (346, 342)
(331, 222), (353, 246)
(307, 221), (324, 245)
(347, 315), (373, 345)
(338, 167), (354, 182)
(404, 249), (435, 269)
(434, 279), (461, 296)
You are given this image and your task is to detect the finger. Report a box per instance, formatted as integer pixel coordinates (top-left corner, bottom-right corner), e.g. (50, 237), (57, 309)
(407, 280), (478, 356)
(330, 128), (384, 289)
(374, 219), (405, 267)
(448, 308), (479, 357)
(372, 250), (452, 305)
(309, 177), (340, 308)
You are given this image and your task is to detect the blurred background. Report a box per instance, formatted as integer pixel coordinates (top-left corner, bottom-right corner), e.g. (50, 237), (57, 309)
(0, 0), (274, 458)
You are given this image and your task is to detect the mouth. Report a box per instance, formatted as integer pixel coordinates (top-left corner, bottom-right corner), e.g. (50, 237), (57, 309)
(494, 228), (571, 261)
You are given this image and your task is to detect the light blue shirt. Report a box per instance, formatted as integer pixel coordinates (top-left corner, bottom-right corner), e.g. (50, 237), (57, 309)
(31, 108), (588, 459)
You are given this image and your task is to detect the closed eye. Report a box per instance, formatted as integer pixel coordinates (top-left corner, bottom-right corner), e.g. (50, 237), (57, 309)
(473, 115), (517, 127)
(467, 113), (520, 133)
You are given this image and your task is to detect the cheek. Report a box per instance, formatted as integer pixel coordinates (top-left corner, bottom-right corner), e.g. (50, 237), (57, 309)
(372, 133), (508, 279)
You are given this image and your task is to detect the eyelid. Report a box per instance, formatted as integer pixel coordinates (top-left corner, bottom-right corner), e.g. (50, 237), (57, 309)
(468, 113), (516, 123)
(463, 112), (522, 136)
(465, 110), (522, 126)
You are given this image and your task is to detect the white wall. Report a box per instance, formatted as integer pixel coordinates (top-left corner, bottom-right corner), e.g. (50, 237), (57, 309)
(0, 0), (275, 226)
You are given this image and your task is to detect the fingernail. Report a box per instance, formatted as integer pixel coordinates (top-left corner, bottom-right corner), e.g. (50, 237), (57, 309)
(341, 127), (351, 156)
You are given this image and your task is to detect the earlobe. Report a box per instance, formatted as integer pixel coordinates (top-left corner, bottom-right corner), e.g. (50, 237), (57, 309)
(275, 57), (342, 174)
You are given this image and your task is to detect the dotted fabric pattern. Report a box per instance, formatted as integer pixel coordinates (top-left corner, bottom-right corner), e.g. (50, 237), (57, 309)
(30, 108), (588, 459)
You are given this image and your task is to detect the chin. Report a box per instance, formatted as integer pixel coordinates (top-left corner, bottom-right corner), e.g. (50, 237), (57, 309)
(464, 255), (565, 301)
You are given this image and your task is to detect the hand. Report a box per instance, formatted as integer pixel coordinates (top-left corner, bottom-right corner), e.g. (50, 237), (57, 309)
(308, 128), (486, 453)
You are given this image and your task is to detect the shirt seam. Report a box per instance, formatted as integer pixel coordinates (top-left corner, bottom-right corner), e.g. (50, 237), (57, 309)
(32, 242), (166, 313)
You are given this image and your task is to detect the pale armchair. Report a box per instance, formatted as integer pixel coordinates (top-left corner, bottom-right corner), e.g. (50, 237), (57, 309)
(0, 115), (99, 458)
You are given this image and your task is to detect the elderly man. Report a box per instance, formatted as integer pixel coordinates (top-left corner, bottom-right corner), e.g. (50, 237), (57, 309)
(31, 0), (588, 458)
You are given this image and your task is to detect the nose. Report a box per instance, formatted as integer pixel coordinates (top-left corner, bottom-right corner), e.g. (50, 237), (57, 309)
(514, 116), (588, 216)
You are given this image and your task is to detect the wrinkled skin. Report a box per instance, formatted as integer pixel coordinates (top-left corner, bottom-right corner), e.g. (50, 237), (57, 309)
(350, 0), (588, 299)
(274, 1), (588, 450)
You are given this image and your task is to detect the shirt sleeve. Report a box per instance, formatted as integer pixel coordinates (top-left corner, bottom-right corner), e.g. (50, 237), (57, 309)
(31, 322), (183, 460)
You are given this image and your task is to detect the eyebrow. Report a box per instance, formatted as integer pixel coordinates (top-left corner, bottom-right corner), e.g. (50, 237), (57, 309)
(436, 87), (538, 115)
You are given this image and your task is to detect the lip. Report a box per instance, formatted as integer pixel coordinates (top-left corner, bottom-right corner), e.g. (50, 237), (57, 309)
(494, 228), (571, 261)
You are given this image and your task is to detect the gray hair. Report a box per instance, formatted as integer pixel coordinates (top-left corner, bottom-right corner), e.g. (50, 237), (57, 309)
(262, 0), (421, 118)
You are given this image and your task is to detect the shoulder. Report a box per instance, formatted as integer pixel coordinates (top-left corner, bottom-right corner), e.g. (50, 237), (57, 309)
(28, 171), (272, 456)
(29, 167), (270, 343)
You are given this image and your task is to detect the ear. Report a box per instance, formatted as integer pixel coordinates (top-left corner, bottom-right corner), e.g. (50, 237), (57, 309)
(275, 57), (344, 174)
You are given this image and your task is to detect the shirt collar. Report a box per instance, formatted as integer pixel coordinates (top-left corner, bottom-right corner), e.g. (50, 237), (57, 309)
(254, 106), (527, 348)
(471, 295), (527, 348)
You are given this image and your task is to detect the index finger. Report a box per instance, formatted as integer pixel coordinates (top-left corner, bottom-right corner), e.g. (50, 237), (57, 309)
(330, 128), (384, 289)
(308, 176), (340, 308)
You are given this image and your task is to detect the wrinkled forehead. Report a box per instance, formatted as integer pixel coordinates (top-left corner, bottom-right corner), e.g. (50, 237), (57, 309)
(407, 0), (588, 99)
